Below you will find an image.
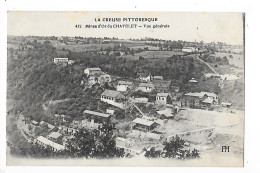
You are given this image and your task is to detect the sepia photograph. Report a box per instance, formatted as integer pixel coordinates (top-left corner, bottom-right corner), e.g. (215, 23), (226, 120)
(6, 11), (244, 166)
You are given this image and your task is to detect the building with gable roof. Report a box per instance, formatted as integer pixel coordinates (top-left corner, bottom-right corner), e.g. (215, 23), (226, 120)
(155, 93), (171, 105)
(83, 109), (111, 124)
(84, 67), (102, 76)
(136, 82), (154, 93)
(116, 81), (133, 91)
(131, 118), (159, 132)
(137, 73), (151, 82)
(182, 91), (219, 108)
(101, 89), (126, 109)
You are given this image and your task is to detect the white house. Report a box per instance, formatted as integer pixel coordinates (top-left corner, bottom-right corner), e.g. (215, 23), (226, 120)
(136, 83), (154, 93)
(116, 81), (133, 91)
(88, 73), (111, 86)
(188, 78), (198, 83)
(183, 91), (219, 107)
(137, 73), (151, 82)
(156, 93), (171, 105)
(101, 90), (126, 109)
(54, 58), (69, 64)
(182, 47), (198, 53)
(84, 67), (102, 76)
(151, 76), (163, 81)
(36, 136), (65, 151)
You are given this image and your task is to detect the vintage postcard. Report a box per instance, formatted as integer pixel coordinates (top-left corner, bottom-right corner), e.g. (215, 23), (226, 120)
(6, 11), (244, 166)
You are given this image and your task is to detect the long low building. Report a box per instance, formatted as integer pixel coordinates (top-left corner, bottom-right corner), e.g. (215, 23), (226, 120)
(132, 118), (159, 132)
(83, 109), (111, 124)
(101, 89), (126, 109)
(36, 136), (65, 151)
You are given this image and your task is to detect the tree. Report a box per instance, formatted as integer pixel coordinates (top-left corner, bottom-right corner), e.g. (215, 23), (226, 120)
(144, 147), (161, 158)
(65, 124), (124, 158)
(139, 56), (145, 61)
(162, 135), (200, 159)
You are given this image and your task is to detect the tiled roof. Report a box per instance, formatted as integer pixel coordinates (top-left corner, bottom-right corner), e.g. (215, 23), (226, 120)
(101, 89), (121, 98)
(118, 81), (133, 86)
(185, 92), (217, 98)
(132, 118), (156, 126)
(139, 83), (154, 87)
(84, 109), (111, 118)
(48, 132), (62, 139)
(37, 136), (65, 151)
(157, 93), (170, 97)
(86, 67), (101, 71)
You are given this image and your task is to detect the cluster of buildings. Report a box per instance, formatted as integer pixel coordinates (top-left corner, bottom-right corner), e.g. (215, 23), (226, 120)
(84, 67), (111, 87)
(30, 64), (231, 156)
(53, 57), (74, 66)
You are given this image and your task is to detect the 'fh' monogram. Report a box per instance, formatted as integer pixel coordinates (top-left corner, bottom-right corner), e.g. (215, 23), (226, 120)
(222, 146), (230, 152)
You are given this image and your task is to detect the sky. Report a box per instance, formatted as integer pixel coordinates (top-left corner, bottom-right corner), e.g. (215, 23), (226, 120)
(7, 11), (244, 45)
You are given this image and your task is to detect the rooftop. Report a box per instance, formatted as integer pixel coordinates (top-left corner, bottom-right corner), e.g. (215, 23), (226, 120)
(152, 76), (163, 80)
(139, 83), (154, 87)
(221, 102), (232, 106)
(157, 109), (174, 117)
(101, 89), (123, 98)
(84, 109), (111, 118)
(118, 81), (133, 86)
(185, 92), (217, 98)
(157, 93), (170, 97)
(188, 78), (198, 83)
(48, 132), (62, 139)
(37, 136), (65, 151)
(137, 73), (150, 78)
(202, 97), (215, 104)
(132, 118), (156, 127)
(31, 120), (38, 125)
(86, 67), (101, 71)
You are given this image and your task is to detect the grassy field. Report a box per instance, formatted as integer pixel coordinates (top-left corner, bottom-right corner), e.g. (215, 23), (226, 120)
(55, 43), (115, 52)
(121, 50), (184, 60)
(211, 52), (244, 69)
(220, 77), (245, 110)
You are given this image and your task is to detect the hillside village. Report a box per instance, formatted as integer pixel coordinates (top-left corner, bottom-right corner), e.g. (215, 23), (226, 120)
(7, 36), (244, 159)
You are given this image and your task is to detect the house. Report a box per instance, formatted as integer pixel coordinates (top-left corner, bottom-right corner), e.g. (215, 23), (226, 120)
(152, 80), (171, 92)
(59, 126), (79, 135)
(172, 85), (180, 92)
(88, 74), (111, 86)
(99, 74), (111, 84)
(182, 47), (198, 53)
(106, 108), (116, 115)
(132, 118), (159, 132)
(221, 102), (232, 108)
(68, 60), (75, 65)
(31, 120), (39, 126)
(157, 108), (174, 119)
(53, 57), (69, 64)
(116, 81), (133, 92)
(188, 78), (198, 83)
(36, 136), (65, 151)
(136, 83), (154, 93)
(116, 137), (131, 148)
(156, 93), (171, 105)
(151, 76), (163, 81)
(88, 76), (99, 86)
(48, 132), (63, 142)
(182, 92), (219, 108)
(101, 90), (126, 109)
(130, 97), (149, 103)
(137, 73), (151, 82)
(84, 67), (102, 76)
(40, 121), (55, 131)
(83, 110), (111, 124)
